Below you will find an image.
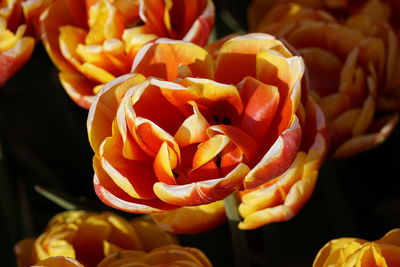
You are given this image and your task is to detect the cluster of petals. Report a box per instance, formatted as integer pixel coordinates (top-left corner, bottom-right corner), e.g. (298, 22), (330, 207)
(39, 0), (214, 108)
(28, 245), (212, 267)
(248, 0), (400, 158)
(0, 0), (51, 86)
(14, 210), (177, 267)
(87, 32), (329, 231)
(313, 228), (400, 267)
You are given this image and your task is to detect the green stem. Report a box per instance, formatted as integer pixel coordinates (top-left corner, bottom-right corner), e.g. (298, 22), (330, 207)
(224, 193), (250, 267)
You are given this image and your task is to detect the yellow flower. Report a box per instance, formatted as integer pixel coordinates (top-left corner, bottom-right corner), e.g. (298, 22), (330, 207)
(39, 0), (215, 108)
(249, 1), (400, 157)
(14, 211), (177, 267)
(313, 228), (400, 266)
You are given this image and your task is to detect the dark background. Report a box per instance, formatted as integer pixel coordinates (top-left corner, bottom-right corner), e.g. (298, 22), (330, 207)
(1, 0), (400, 266)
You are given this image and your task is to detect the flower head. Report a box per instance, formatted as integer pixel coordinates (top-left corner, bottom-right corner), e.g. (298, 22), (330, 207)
(14, 211), (177, 267)
(87, 33), (327, 224)
(39, 0), (215, 108)
(0, 0), (50, 85)
(249, 1), (400, 157)
(313, 228), (400, 266)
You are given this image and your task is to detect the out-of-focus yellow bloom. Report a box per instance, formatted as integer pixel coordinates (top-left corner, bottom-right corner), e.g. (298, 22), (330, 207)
(26, 245), (212, 267)
(39, 0), (215, 109)
(313, 228), (400, 266)
(249, 1), (400, 158)
(97, 245), (212, 267)
(0, 0), (51, 85)
(14, 211), (177, 267)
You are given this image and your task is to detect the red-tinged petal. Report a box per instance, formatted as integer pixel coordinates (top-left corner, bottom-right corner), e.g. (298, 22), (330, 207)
(99, 132), (156, 200)
(207, 124), (258, 163)
(188, 158), (221, 182)
(182, 0), (215, 46)
(132, 39), (213, 81)
(153, 142), (178, 185)
(174, 102), (210, 147)
(178, 77), (244, 120)
(239, 152), (307, 218)
(192, 134), (229, 169)
(39, 0), (79, 73)
(138, 0), (167, 36)
(239, 170), (318, 229)
(88, 73), (146, 154)
(0, 37), (34, 86)
(133, 117), (180, 158)
(215, 33), (283, 84)
(333, 114), (399, 158)
(238, 76), (280, 143)
(153, 163), (250, 206)
(93, 170), (177, 214)
(59, 72), (96, 109)
(151, 201), (226, 234)
(131, 81), (185, 135)
(244, 116), (301, 189)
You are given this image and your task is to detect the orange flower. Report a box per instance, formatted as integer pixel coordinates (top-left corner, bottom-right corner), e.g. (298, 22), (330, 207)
(0, 0), (51, 86)
(39, 0), (215, 109)
(313, 228), (400, 266)
(97, 245), (212, 267)
(249, 2), (400, 157)
(14, 211), (177, 267)
(26, 256), (84, 267)
(87, 33), (327, 228)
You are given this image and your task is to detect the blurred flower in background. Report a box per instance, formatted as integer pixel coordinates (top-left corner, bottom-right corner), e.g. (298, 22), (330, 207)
(39, 0), (215, 108)
(27, 245), (212, 267)
(313, 228), (400, 266)
(14, 210), (177, 267)
(248, 0), (400, 158)
(0, 0), (51, 86)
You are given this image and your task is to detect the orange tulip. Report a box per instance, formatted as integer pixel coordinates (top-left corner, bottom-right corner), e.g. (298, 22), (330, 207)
(27, 256), (84, 267)
(87, 33), (327, 230)
(0, 0), (51, 86)
(313, 228), (400, 266)
(249, 2), (400, 157)
(97, 245), (212, 267)
(14, 211), (177, 267)
(39, 0), (215, 109)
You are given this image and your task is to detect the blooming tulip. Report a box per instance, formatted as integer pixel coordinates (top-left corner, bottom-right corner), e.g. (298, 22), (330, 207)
(14, 211), (177, 267)
(249, 2), (400, 157)
(0, 0), (51, 86)
(313, 228), (400, 266)
(87, 33), (328, 232)
(39, 0), (215, 108)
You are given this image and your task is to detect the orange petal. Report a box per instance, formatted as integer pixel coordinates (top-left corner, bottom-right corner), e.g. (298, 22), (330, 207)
(181, 0), (215, 46)
(0, 37), (34, 86)
(153, 142), (178, 185)
(244, 116), (301, 189)
(174, 102), (210, 147)
(151, 201), (226, 234)
(59, 72), (96, 109)
(153, 163), (250, 206)
(215, 33), (282, 84)
(238, 76), (280, 143)
(132, 39), (213, 80)
(192, 134), (229, 169)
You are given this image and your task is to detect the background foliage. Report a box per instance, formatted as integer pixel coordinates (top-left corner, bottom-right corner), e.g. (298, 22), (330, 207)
(1, 0), (400, 266)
